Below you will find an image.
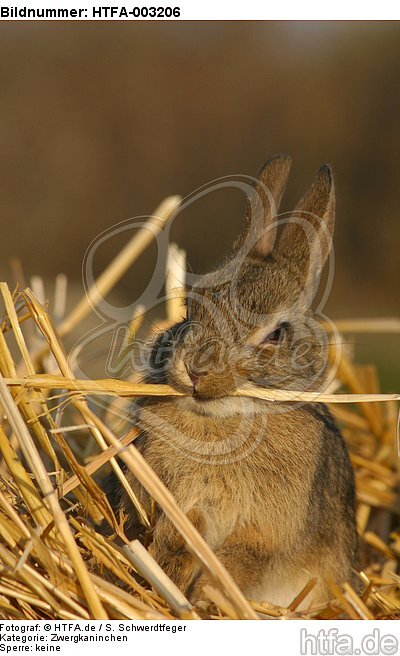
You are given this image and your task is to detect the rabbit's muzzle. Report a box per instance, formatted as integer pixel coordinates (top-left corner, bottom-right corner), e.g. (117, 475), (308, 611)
(189, 368), (237, 399)
(171, 338), (243, 399)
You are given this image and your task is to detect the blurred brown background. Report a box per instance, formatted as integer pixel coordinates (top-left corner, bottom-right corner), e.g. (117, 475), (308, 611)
(0, 22), (398, 388)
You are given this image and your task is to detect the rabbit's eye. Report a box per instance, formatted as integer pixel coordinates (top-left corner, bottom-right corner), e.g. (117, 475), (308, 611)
(261, 323), (288, 346)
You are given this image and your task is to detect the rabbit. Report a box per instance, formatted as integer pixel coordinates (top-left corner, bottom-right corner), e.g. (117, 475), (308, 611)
(119, 154), (358, 609)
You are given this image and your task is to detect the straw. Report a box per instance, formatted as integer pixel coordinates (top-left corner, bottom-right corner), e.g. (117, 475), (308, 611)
(0, 375), (107, 619)
(59, 195), (181, 337)
(3, 374), (399, 403)
(124, 540), (199, 619)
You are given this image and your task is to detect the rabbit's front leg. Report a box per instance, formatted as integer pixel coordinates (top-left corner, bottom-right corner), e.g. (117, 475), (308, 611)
(149, 508), (206, 595)
(189, 525), (270, 603)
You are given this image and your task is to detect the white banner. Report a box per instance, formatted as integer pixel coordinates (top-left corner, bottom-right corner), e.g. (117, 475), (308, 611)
(0, 620), (400, 656)
(0, 0), (400, 20)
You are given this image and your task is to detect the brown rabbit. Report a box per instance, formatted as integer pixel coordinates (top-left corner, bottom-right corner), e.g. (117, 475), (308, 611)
(120, 155), (358, 608)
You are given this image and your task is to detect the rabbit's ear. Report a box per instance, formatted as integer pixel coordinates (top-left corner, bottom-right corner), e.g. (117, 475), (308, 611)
(275, 164), (335, 293)
(235, 154), (292, 257)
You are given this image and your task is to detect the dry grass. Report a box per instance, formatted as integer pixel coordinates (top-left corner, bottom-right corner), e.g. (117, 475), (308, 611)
(0, 196), (399, 620)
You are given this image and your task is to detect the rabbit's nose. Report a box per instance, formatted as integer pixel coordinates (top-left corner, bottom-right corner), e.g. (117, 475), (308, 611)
(187, 368), (208, 388)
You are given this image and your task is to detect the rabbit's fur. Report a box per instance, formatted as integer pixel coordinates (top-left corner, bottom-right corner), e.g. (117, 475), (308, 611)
(120, 155), (358, 608)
